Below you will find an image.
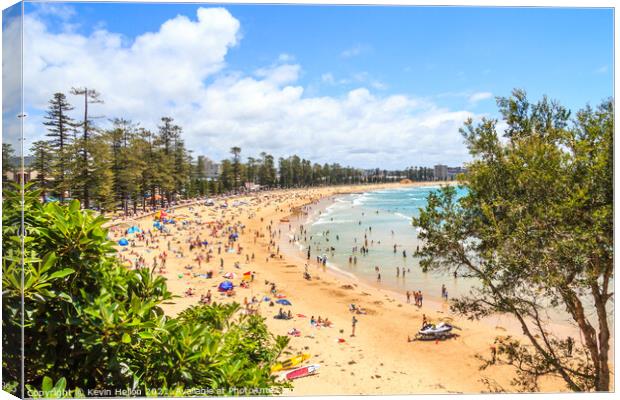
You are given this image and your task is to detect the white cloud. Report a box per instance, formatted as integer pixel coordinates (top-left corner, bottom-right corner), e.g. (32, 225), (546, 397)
(23, 7), (240, 114)
(468, 91), (493, 103)
(19, 7), (477, 168)
(255, 63), (301, 85)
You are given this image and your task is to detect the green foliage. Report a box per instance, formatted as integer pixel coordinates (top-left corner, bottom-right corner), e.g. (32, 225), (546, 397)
(30, 140), (55, 198)
(43, 92), (77, 201)
(2, 186), (291, 396)
(413, 90), (613, 392)
(2, 142), (16, 178)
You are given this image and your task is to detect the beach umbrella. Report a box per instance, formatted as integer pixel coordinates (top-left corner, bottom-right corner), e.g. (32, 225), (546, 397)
(263, 296), (271, 302)
(242, 271), (252, 281)
(276, 299), (292, 306)
(118, 238), (129, 246)
(218, 281), (234, 292)
(223, 272), (236, 279)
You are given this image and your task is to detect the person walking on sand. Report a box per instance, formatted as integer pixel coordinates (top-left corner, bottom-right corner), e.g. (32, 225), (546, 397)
(351, 316), (358, 337)
(406, 290), (411, 303)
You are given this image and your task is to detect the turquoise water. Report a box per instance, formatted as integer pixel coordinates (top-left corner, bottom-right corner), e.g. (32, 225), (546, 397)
(280, 185), (611, 337)
(284, 185), (471, 302)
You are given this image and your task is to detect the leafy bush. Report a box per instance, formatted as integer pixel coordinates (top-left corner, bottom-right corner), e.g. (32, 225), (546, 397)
(3, 184), (290, 396)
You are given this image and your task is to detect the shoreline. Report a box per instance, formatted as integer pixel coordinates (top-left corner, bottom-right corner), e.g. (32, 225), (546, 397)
(109, 182), (577, 394)
(277, 187), (590, 341)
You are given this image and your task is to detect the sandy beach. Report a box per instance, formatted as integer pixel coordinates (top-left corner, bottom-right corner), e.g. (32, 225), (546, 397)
(109, 182), (572, 395)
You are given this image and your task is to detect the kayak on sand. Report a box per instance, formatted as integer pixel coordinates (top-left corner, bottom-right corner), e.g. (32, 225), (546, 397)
(282, 364), (320, 380)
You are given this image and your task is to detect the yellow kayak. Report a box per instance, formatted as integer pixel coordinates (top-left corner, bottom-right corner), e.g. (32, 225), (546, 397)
(271, 353), (311, 373)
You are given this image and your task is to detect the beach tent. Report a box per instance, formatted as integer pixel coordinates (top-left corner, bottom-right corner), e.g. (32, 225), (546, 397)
(276, 299), (292, 306)
(127, 226), (142, 234)
(223, 272), (236, 279)
(242, 271), (252, 281)
(118, 238), (129, 246)
(218, 281), (234, 292)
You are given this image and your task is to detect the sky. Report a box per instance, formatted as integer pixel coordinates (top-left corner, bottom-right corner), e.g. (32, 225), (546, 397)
(2, 2), (614, 169)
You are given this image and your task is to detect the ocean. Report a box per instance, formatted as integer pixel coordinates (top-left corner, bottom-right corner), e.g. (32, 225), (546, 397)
(279, 185), (611, 338)
(282, 185), (472, 302)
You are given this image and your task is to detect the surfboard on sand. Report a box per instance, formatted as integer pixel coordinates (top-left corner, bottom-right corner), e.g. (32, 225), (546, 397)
(271, 353), (311, 373)
(284, 364), (320, 380)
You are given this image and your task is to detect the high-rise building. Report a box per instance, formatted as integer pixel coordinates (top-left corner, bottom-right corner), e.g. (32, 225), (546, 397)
(434, 164), (448, 180)
(197, 156), (221, 180)
(447, 166), (466, 180)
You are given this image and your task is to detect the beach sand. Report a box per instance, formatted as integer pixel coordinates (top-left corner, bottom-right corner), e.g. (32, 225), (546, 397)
(109, 182), (573, 395)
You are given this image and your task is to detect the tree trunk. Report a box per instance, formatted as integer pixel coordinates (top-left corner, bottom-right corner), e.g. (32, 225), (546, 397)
(592, 280), (611, 391)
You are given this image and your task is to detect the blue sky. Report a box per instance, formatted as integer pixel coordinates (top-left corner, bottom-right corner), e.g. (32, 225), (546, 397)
(4, 2), (615, 168)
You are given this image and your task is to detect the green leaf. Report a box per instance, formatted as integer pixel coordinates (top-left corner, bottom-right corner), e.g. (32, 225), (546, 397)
(41, 376), (53, 392)
(52, 377), (66, 394)
(48, 268), (75, 280)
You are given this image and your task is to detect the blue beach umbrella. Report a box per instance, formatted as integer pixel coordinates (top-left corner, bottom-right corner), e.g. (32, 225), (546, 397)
(218, 281), (234, 292)
(118, 238), (129, 246)
(276, 299), (292, 306)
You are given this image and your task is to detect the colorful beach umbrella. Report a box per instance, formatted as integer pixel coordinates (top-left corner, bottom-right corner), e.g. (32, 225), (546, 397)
(218, 281), (234, 292)
(276, 299), (292, 306)
(223, 272), (236, 279)
(118, 238), (129, 246)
